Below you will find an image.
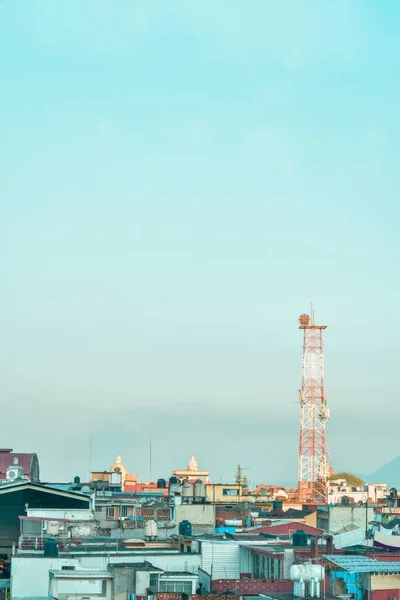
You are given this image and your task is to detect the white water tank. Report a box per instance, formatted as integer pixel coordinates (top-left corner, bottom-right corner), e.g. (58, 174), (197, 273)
(225, 519), (243, 527)
(182, 481), (194, 501)
(193, 480), (206, 501)
(290, 563), (324, 582)
(290, 563), (324, 598)
(144, 520), (158, 539)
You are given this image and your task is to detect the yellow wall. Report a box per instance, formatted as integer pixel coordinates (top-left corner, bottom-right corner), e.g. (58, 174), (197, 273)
(90, 472), (110, 482)
(370, 574), (400, 590)
(304, 511), (317, 527)
(206, 484), (243, 502)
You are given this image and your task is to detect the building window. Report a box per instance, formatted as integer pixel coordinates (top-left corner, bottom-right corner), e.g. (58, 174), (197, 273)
(120, 505), (128, 518)
(159, 581), (192, 594)
(149, 573), (159, 592)
(61, 566), (75, 571)
(106, 507), (115, 518)
(222, 489), (239, 496)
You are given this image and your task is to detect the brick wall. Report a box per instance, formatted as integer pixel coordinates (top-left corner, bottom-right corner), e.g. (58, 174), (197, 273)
(193, 595), (237, 600)
(211, 578), (293, 594)
(156, 595), (238, 600)
(156, 593), (183, 600)
(139, 508), (170, 520)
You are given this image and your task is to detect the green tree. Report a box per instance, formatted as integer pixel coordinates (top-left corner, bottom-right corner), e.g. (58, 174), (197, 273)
(328, 472), (364, 487)
(235, 464), (243, 485)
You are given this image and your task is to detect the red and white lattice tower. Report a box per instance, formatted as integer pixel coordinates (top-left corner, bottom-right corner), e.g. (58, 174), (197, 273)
(297, 312), (329, 504)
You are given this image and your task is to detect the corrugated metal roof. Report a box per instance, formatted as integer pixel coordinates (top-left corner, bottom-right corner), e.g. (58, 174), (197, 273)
(324, 554), (400, 573)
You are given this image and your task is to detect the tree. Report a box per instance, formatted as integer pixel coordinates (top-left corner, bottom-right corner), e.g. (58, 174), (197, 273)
(242, 475), (249, 490)
(235, 464), (243, 486)
(328, 472), (365, 487)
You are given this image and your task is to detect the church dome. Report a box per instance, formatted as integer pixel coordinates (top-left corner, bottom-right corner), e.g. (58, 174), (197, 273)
(187, 455), (198, 472)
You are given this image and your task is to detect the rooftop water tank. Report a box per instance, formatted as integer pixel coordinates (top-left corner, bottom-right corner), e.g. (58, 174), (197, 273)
(292, 530), (308, 547)
(193, 479), (206, 502)
(169, 476), (178, 485)
(290, 563), (324, 582)
(144, 520), (158, 539)
(179, 520), (192, 537)
(182, 481), (194, 501)
(44, 539), (59, 558)
(273, 500), (283, 511)
(157, 478), (167, 489)
(73, 475), (81, 484)
(225, 519), (243, 527)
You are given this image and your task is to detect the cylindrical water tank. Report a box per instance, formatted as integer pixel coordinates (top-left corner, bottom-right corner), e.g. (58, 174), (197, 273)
(44, 539), (59, 557)
(73, 475), (81, 484)
(144, 520), (158, 538)
(169, 476), (178, 485)
(157, 478), (167, 489)
(290, 564), (303, 582)
(179, 520), (192, 536)
(290, 563), (324, 583)
(182, 481), (194, 499)
(193, 479), (206, 500)
(272, 500), (283, 511)
(225, 519), (243, 527)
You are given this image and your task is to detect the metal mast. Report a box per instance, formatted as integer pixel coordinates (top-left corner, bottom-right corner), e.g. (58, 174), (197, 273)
(297, 312), (329, 504)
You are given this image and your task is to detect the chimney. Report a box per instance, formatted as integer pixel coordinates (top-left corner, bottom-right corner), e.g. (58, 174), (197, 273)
(311, 537), (319, 558)
(326, 535), (334, 554)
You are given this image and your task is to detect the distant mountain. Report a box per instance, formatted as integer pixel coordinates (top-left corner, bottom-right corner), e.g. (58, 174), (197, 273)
(364, 455), (400, 489)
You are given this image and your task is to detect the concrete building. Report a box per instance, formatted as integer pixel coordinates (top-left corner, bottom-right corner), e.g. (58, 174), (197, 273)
(11, 546), (200, 600)
(328, 479), (389, 505)
(49, 569), (113, 600)
(108, 561), (198, 600)
(195, 534), (333, 595)
(317, 504), (376, 533)
(206, 484), (243, 503)
(175, 503), (215, 535)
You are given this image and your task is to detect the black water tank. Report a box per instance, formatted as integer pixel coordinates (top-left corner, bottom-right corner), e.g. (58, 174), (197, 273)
(341, 495), (349, 506)
(292, 530), (308, 547)
(157, 478), (167, 489)
(273, 500), (283, 511)
(391, 488), (397, 499)
(44, 539), (59, 557)
(179, 520), (192, 536)
(74, 475), (81, 484)
(169, 476), (178, 485)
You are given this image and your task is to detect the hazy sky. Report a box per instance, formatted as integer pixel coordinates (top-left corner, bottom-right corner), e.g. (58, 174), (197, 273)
(1, 1), (399, 485)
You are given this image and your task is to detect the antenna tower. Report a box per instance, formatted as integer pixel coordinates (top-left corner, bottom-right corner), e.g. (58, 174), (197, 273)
(297, 312), (329, 504)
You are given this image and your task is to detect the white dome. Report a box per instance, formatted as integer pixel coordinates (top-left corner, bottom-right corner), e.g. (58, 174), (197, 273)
(187, 455), (198, 472)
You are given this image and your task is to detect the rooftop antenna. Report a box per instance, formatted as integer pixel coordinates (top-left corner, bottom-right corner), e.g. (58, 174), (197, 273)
(149, 426), (152, 483)
(310, 299), (315, 325)
(88, 437), (92, 482)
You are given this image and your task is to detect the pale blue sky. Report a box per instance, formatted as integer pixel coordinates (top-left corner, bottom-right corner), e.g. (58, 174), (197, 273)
(1, 1), (399, 483)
